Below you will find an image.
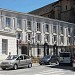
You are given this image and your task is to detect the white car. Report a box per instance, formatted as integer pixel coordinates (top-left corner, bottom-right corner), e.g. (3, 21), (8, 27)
(0, 54), (32, 70)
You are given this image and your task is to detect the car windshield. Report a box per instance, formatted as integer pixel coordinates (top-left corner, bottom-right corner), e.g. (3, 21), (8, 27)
(43, 55), (50, 59)
(6, 55), (18, 60)
(60, 53), (70, 57)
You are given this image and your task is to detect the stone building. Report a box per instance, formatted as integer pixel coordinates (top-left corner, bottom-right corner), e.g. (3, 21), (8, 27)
(29, 0), (75, 23)
(0, 8), (75, 59)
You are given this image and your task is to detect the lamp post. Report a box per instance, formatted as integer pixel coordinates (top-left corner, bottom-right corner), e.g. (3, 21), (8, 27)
(61, 42), (63, 52)
(17, 40), (18, 55)
(53, 41), (57, 55)
(37, 41), (40, 57)
(27, 40), (30, 56)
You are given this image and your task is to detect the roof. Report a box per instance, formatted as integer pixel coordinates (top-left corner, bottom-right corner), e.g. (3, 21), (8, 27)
(28, 1), (59, 15)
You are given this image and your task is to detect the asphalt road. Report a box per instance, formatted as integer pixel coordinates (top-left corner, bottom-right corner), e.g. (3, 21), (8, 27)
(0, 63), (75, 75)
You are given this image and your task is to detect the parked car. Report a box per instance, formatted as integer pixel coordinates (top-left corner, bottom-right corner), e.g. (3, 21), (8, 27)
(59, 52), (73, 65)
(39, 55), (59, 65)
(0, 54), (32, 70)
(72, 56), (75, 70)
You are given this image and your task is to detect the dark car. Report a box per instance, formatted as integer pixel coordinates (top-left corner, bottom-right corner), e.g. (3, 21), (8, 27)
(39, 55), (59, 65)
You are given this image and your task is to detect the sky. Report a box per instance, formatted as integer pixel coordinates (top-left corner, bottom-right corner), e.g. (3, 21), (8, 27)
(0, 0), (58, 13)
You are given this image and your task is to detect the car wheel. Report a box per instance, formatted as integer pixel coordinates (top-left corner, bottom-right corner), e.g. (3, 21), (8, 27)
(59, 63), (62, 66)
(13, 64), (18, 70)
(2, 68), (6, 70)
(40, 63), (42, 65)
(56, 61), (59, 64)
(28, 63), (32, 68)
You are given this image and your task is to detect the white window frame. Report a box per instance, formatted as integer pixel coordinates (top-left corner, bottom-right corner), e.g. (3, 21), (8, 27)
(2, 39), (8, 54)
(37, 22), (41, 31)
(45, 24), (49, 32)
(6, 17), (11, 27)
(27, 20), (32, 30)
(17, 18), (22, 29)
(53, 25), (57, 33)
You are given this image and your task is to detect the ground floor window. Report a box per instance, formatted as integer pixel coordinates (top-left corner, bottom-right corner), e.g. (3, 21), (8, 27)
(2, 39), (8, 54)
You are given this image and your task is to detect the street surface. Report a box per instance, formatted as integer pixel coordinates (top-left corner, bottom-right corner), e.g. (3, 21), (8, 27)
(0, 63), (75, 75)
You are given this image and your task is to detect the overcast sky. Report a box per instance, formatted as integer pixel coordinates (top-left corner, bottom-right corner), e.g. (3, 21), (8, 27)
(0, 0), (58, 13)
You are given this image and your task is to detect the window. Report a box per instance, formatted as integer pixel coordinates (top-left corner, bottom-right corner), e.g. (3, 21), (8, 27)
(19, 56), (23, 60)
(68, 27), (71, 35)
(37, 34), (41, 41)
(28, 34), (31, 40)
(53, 35), (57, 43)
(68, 37), (71, 45)
(2, 39), (8, 54)
(6, 17), (11, 27)
(60, 26), (63, 34)
(17, 18), (22, 29)
(24, 55), (29, 59)
(45, 35), (49, 42)
(27, 21), (31, 30)
(17, 33), (21, 39)
(37, 23), (41, 31)
(66, 5), (67, 10)
(60, 36), (64, 44)
(53, 26), (57, 33)
(45, 24), (49, 32)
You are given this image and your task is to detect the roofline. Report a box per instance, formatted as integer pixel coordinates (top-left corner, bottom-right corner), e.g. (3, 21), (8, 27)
(0, 8), (75, 25)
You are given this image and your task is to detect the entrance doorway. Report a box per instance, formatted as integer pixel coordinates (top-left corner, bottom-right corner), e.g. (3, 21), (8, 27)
(21, 46), (27, 55)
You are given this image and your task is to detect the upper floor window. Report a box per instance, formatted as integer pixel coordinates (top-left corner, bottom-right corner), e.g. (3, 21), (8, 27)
(60, 26), (64, 34)
(28, 33), (31, 40)
(37, 22), (41, 31)
(45, 24), (49, 32)
(60, 36), (64, 44)
(36, 34), (41, 41)
(27, 21), (32, 30)
(17, 18), (22, 29)
(68, 37), (71, 45)
(53, 26), (57, 33)
(68, 27), (71, 35)
(6, 17), (11, 27)
(45, 34), (49, 42)
(66, 5), (67, 10)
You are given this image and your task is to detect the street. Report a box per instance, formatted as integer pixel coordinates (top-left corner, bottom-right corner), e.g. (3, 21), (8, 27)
(0, 63), (75, 75)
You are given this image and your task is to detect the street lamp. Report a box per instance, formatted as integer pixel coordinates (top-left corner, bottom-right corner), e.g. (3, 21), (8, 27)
(27, 40), (30, 56)
(61, 42), (63, 52)
(53, 41), (57, 55)
(37, 41), (40, 57)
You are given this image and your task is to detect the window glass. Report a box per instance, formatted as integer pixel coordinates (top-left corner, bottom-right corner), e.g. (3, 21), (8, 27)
(27, 20), (31, 30)
(19, 56), (23, 60)
(2, 39), (8, 54)
(17, 18), (22, 29)
(45, 24), (49, 32)
(37, 22), (41, 31)
(6, 17), (11, 27)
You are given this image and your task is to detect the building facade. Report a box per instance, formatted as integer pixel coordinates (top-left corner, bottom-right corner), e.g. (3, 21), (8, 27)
(29, 0), (75, 23)
(0, 8), (75, 59)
